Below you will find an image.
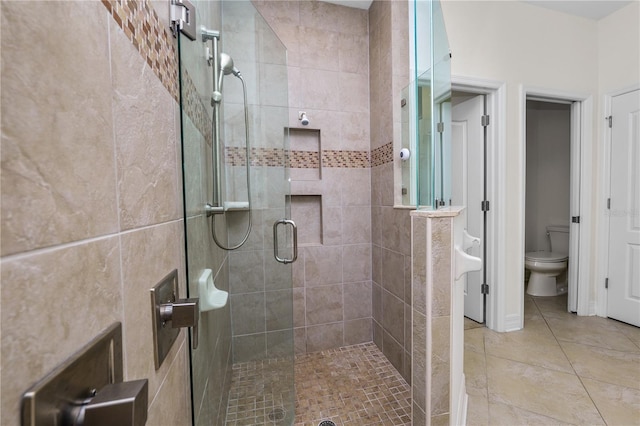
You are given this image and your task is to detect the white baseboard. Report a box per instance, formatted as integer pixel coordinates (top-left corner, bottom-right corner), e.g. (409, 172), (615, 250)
(454, 375), (469, 426)
(504, 314), (522, 332)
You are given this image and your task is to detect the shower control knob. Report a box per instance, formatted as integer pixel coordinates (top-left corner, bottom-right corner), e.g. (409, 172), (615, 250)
(66, 380), (148, 426)
(160, 298), (199, 350)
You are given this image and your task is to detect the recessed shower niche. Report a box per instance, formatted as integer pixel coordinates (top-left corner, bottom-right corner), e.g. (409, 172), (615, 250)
(291, 195), (322, 246)
(289, 128), (321, 181)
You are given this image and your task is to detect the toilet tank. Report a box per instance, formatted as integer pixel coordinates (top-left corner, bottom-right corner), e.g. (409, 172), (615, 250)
(547, 225), (570, 254)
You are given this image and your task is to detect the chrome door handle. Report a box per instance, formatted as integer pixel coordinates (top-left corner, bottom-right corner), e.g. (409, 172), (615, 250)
(273, 219), (298, 264)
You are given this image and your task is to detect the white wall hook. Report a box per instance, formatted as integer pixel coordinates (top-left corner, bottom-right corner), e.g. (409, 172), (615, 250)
(462, 229), (481, 250)
(454, 246), (482, 280)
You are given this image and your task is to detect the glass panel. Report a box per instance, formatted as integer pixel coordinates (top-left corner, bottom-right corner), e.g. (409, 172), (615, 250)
(178, 1), (293, 424)
(432, 0), (452, 207)
(405, 0), (451, 209)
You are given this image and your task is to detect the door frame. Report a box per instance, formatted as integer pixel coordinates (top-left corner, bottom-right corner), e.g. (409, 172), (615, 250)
(596, 84), (640, 317)
(452, 76), (506, 331)
(519, 86), (594, 319)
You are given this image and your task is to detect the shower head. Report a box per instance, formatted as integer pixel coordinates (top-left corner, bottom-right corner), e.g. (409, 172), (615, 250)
(220, 53), (241, 77)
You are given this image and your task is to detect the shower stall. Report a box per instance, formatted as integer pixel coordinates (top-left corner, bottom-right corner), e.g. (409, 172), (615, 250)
(177, 1), (295, 424)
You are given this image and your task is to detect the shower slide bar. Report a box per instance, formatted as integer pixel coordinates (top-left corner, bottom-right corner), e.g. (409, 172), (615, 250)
(201, 28), (224, 216)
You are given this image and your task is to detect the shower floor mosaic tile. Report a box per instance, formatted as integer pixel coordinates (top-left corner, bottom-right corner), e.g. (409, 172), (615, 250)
(225, 342), (411, 426)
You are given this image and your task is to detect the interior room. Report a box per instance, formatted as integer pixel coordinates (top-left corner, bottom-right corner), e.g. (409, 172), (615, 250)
(1, 0), (638, 425)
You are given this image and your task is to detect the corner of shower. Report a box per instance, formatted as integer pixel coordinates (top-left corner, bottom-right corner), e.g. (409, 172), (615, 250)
(175, 1), (295, 425)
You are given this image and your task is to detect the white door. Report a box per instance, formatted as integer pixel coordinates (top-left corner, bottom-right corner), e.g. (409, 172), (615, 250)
(607, 89), (640, 327)
(452, 95), (485, 322)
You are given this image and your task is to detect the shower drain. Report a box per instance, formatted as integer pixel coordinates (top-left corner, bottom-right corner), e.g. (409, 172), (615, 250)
(318, 421), (336, 426)
(268, 407), (286, 421)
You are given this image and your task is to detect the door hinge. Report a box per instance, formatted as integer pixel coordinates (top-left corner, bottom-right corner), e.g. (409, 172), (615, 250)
(605, 278), (609, 289)
(437, 122), (444, 133)
(481, 284), (489, 294)
(481, 115), (490, 127)
(481, 200), (490, 212)
(607, 198), (611, 209)
(572, 216), (580, 223)
(607, 116), (612, 128)
(170, 0), (197, 40)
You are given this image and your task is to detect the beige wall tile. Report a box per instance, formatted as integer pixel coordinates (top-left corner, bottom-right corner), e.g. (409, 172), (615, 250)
(146, 341), (191, 426)
(339, 72), (370, 113)
(1, 237), (122, 425)
(229, 250), (265, 293)
(431, 218), (452, 316)
(382, 329), (403, 373)
(110, 19), (180, 231)
(1, 1), (117, 256)
(306, 285), (343, 325)
(382, 289), (405, 345)
(344, 318), (372, 345)
(304, 246), (343, 286)
(431, 315), (451, 415)
(339, 33), (369, 75)
(266, 289), (293, 331)
(344, 281), (372, 320)
(233, 334), (267, 362)
(231, 292), (266, 335)
(341, 206), (371, 244)
(381, 248), (405, 299)
(293, 288), (306, 328)
(298, 26), (340, 71)
(120, 220), (186, 398)
(412, 311), (427, 412)
(300, 68), (341, 111)
(343, 244), (372, 283)
(306, 323), (343, 352)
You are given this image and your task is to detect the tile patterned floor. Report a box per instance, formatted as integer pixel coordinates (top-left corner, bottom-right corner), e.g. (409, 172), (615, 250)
(226, 294), (639, 426)
(225, 343), (411, 426)
(293, 343), (411, 426)
(465, 294), (640, 426)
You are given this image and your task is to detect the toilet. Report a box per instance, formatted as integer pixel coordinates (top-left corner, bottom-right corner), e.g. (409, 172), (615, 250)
(525, 225), (569, 296)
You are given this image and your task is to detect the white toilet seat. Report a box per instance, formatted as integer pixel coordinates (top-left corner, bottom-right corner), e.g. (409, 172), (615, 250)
(525, 251), (568, 263)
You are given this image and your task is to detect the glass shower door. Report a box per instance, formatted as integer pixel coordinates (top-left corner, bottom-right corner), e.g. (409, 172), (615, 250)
(177, 1), (294, 425)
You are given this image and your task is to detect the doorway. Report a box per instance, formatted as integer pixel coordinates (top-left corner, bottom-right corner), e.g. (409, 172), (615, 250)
(520, 88), (593, 321)
(524, 99), (572, 301)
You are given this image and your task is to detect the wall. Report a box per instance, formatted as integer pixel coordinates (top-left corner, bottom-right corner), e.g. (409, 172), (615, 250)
(253, 0), (373, 354)
(369, 0), (413, 383)
(441, 1), (599, 326)
(525, 101), (571, 252)
(0, 1), (193, 425)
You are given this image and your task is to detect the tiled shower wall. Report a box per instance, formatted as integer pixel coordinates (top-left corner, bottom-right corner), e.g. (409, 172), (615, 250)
(369, 0), (413, 383)
(0, 1), (231, 424)
(254, 1), (374, 354)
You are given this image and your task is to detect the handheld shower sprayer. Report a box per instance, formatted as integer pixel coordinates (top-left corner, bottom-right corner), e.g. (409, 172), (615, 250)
(201, 28), (252, 250)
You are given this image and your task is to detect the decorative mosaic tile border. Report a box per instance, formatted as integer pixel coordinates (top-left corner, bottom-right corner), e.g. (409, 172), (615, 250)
(322, 150), (370, 168)
(181, 68), (213, 145)
(101, 0), (179, 102)
(226, 148), (371, 169)
(371, 141), (394, 167)
(290, 151), (320, 169)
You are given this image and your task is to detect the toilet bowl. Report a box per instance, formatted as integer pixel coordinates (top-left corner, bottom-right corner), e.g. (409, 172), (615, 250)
(525, 251), (568, 296)
(525, 225), (570, 297)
